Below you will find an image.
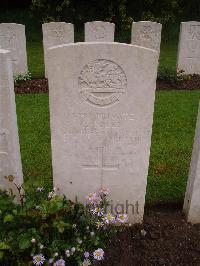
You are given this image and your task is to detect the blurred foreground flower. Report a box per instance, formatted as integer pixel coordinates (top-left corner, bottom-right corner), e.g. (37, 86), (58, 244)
(33, 254), (45, 265)
(93, 248), (104, 261)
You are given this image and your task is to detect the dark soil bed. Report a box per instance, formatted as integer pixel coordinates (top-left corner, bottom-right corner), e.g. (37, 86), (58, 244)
(98, 204), (200, 266)
(157, 75), (200, 90)
(14, 76), (200, 94)
(15, 79), (48, 93)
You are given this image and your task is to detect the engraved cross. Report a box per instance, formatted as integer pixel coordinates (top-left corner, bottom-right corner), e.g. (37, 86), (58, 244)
(82, 147), (119, 184)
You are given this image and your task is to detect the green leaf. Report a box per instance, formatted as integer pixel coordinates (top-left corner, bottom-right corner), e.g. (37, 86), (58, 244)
(0, 251), (4, 259)
(19, 237), (31, 250)
(53, 220), (71, 234)
(0, 242), (10, 250)
(4, 214), (14, 223)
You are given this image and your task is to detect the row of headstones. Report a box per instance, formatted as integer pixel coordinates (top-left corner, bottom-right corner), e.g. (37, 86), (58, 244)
(43, 21), (161, 78)
(1, 22), (200, 224)
(0, 21), (162, 77)
(1, 21), (200, 77)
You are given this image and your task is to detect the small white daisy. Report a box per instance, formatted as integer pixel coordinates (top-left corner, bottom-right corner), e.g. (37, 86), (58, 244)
(48, 191), (56, 199)
(117, 213), (128, 224)
(82, 259), (91, 266)
(71, 247), (76, 253)
(99, 187), (110, 196)
(36, 187), (44, 192)
(65, 249), (70, 255)
(93, 248), (104, 261)
(77, 238), (83, 244)
(90, 231), (95, 237)
(103, 213), (115, 224)
(55, 259), (65, 266)
(84, 251), (90, 258)
(31, 238), (36, 244)
(86, 193), (101, 204)
(48, 258), (54, 264)
(91, 207), (104, 216)
(95, 221), (104, 229)
(33, 254), (45, 265)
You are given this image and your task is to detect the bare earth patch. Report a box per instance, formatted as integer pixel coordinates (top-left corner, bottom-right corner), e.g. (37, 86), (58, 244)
(99, 205), (200, 266)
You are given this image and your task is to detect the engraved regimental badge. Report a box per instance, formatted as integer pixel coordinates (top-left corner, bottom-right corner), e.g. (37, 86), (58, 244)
(79, 59), (127, 107)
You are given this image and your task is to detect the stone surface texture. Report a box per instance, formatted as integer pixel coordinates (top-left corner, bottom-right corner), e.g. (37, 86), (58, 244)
(184, 103), (200, 224)
(0, 23), (28, 75)
(131, 21), (162, 52)
(177, 22), (200, 75)
(42, 22), (74, 77)
(47, 42), (158, 223)
(0, 49), (23, 194)
(85, 21), (115, 42)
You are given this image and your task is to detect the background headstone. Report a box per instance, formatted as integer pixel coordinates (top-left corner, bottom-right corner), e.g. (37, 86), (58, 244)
(47, 43), (158, 223)
(0, 49), (23, 195)
(183, 102), (200, 224)
(42, 22), (74, 78)
(0, 23), (28, 75)
(85, 21), (115, 42)
(131, 21), (162, 52)
(177, 21), (200, 75)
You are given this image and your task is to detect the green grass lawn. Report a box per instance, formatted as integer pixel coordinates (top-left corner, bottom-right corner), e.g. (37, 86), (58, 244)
(16, 91), (200, 204)
(27, 41), (45, 78)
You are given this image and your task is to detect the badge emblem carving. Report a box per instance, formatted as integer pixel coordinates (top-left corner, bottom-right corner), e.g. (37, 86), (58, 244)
(79, 59), (127, 107)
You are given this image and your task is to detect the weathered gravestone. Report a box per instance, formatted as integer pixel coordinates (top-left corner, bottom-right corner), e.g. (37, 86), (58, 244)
(85, 21), (115, 42)
(131, 21), (162, 53)
(177, 22), (200, 75)
(42, 22), (74, 78)
(0, 49), (23, 195)
(47, 42), (158, 223)
(0, 23), (28, 75)
(183, 103), (200, 224)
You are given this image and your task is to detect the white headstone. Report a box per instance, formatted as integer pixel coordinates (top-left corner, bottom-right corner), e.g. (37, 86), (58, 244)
(0, 23), (28, 75)
(177, 22), (200, 75)
(131, 21), (162, 52)
(85, 21), (115, 42)
(47, 42), (158, 223)
(0, 49), (23, 195)
(183, 103), (200, 223)
(42, 22), (74, 78)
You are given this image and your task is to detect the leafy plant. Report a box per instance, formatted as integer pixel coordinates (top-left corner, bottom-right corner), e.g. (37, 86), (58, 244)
(157, 66), (183, 82)
(157, 66), (196, 83)
(14, 71), (32, 83)
(0, 177), (128, 265)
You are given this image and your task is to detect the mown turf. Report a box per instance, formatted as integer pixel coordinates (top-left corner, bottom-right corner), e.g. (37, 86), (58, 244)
(27, 41), (44, 78)
(16, 91), (200, 203)
(16, 94), (52, 191)
(147, 91), (200, 203)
